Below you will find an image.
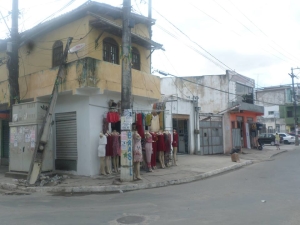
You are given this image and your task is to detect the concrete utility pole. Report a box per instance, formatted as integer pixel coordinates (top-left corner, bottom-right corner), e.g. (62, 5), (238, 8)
(121, 0), (132, 115)
(289, 67), (299, 146)
(148, 0), (152, 74)
(27, 37), (73, 185)
(8, 0), (20, 121)
(120, 0), (133, 182)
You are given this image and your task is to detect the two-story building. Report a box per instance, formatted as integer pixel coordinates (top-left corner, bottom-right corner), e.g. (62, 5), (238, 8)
(256, 85), (293, 133)
(0, 1), (163, 176)
(161, 70), (264, 154)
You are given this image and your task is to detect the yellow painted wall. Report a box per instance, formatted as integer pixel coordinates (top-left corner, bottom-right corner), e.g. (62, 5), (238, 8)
(18, 16), (90, 77)
(0, 14), (159, 104)
(87, 28), (151, 74)
(98, 60), (160, 99)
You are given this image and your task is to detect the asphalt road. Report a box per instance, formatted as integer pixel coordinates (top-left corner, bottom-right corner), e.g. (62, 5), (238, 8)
(1, 149), (300, 225)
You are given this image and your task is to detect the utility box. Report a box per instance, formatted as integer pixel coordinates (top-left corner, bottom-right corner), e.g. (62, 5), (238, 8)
(12, 101), (49, 123)
(9, 123), (53, 172)
(8, 101), (54, 174)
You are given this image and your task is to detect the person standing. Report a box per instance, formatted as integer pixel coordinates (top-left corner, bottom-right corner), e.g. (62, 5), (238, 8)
(275, 132), (280, 150)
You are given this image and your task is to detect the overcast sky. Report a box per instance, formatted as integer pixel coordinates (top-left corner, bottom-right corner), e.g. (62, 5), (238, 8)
(1, 0), (300, 88)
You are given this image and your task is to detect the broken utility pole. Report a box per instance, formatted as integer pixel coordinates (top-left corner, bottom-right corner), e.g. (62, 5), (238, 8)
(7, 0), (20, 121)
(27, 37), (73, 185)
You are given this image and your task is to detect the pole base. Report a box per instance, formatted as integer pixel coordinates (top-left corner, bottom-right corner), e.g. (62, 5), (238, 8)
(120, 166), (133, 182)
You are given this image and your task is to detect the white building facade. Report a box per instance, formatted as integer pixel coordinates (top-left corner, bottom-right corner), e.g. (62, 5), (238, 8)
(256, 85), (292, 133)
(161, 70), (264, 155)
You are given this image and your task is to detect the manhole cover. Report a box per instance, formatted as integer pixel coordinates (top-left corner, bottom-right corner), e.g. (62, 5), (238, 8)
(116, 215), (145, 224)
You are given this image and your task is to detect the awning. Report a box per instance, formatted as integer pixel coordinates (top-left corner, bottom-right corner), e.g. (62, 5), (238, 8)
(0, 113), (9, 120)
(172, 114), (189, 120)
(88, 12), (164, 50)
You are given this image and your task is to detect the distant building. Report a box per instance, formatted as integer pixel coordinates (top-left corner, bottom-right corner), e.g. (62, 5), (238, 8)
(256, 85), (294, 133)
(161, 70), (264, 154)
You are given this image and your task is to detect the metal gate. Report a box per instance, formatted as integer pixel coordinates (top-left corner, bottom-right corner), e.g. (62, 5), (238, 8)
(1, 120), (9, 165)
(55, 112), (77, 171)
(200, 117), (223, 154)
(232, 128), (241, 148)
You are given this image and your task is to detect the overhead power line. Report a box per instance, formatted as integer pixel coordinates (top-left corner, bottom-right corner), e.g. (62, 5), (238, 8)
(37, 0), (77, 25)
(155, 23), (227, 71)
(228, 0), (300, 63)
(153, 6), (269, 89)
(213, 0), (299, 64)
(189, 2), (292, 64)
(153, 7), (234, 71)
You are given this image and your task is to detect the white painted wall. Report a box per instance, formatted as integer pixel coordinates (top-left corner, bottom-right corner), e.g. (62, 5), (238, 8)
(196, 75), (229, 113)
(161, 72), (257, 155)
(55, 94), (90, 176)
(53, 91), (156, 176)
(164, 98), (196, 154)
(256, 88), (288, 106)
(222, 113), (231, 153)
(263, 105), (279, 118)
(161, 78), (199, 154)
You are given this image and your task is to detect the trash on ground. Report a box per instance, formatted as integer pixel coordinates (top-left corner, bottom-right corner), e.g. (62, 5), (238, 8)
(12, 174), (70, 187)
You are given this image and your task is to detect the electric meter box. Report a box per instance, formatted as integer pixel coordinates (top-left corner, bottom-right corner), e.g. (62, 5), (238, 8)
(9, 122), (54, 173)
(9, 101), (53, 173)
(12, 101), (49, 124)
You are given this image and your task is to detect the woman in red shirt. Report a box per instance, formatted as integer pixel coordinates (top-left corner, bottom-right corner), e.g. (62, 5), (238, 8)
(172, 129), (179, 166)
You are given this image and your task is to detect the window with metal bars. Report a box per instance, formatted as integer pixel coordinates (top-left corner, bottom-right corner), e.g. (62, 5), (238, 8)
(131, 47), (140, 70)
(103, 38), (119, 64)
(52, 40), (63, 67)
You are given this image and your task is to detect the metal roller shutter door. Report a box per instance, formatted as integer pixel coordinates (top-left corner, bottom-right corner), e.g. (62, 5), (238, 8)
(55, 112), (77, 171)
(1, 120), (10, 165)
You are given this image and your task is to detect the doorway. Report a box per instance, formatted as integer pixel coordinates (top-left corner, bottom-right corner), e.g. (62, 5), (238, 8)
(172, 118), (189, 154)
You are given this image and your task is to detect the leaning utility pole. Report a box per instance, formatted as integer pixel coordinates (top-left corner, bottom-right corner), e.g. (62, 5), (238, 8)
(289, 67), (299, 146)
(120, 0), (133, 182)
(27, 37), (73, 185)
(7, 0), (20, 121)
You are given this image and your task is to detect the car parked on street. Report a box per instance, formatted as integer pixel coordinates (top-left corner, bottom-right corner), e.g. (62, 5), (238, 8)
(258, 133), (276, 145)
(288, 132), (300, 138)
(278, 133), (295, 144)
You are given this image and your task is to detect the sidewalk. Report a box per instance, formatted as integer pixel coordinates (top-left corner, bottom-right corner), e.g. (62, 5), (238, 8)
(0, 145), (296, 194)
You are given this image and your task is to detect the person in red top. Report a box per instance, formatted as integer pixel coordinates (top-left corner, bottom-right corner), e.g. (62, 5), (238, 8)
(172, 129), (179, 166)
(150, 132), (158, 169)
(157, 130), (166, 168)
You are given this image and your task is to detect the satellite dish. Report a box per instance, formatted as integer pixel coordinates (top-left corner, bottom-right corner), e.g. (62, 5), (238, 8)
(68, 43), (85, 58)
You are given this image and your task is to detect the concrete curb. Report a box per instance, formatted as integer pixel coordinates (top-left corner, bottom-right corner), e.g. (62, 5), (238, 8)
(269, 150), (288, 159)
(0, 160), (253, 193)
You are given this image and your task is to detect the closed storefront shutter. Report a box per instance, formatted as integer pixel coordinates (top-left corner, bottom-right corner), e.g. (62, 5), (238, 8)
(1, 120), (10, 165)
(55, 112), (77, 171)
